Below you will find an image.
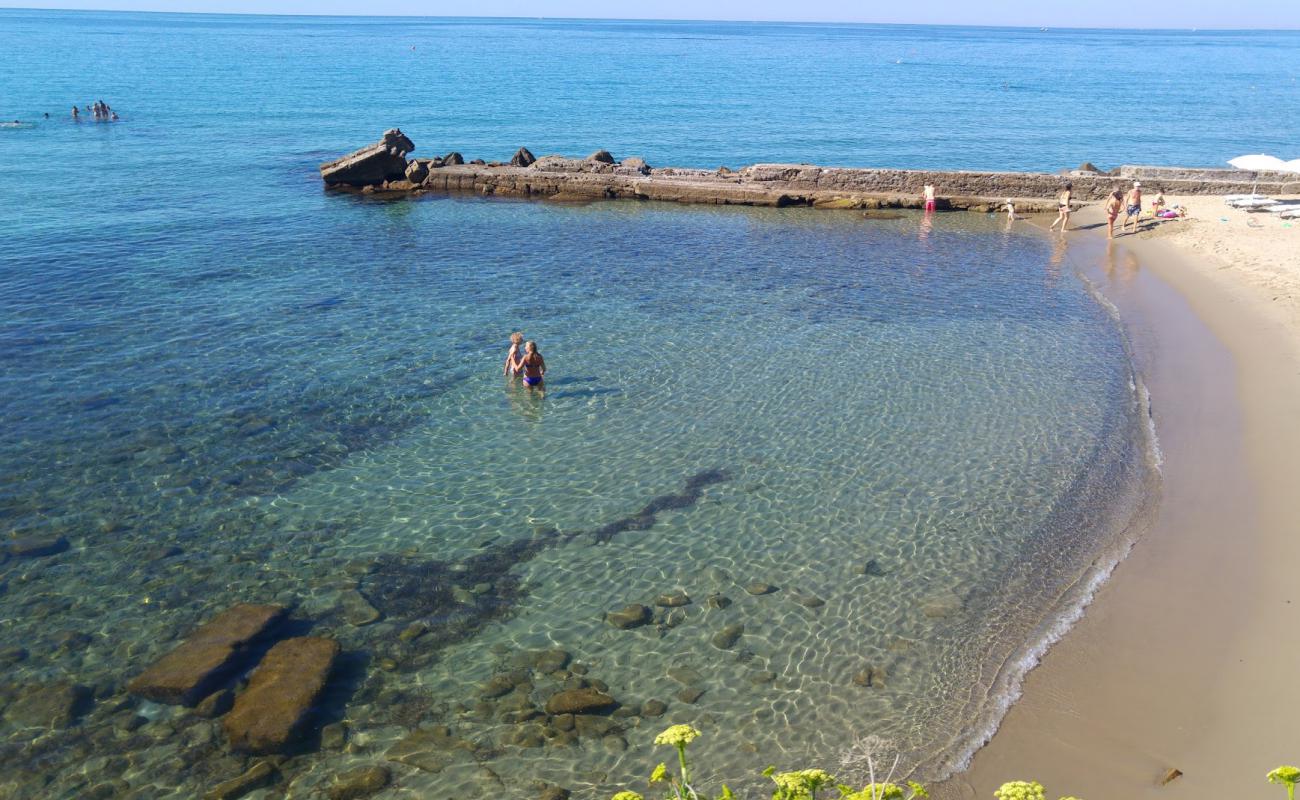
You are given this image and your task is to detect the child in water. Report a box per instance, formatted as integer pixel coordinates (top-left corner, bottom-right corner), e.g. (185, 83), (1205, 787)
(516, 341), (546, 392)
(503, 331), (524, 377)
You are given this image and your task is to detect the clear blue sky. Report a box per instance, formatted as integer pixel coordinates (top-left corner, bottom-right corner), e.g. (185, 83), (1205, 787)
(2, 0), (1297, 29)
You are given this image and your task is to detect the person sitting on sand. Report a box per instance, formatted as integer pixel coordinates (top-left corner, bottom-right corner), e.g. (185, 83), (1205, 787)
(503, 331), (524, 377)
(1123, 181), (1143, 235)
(1104, 190), (1123, 239)
(1152, 188), (1166, 216)
(515, 341), (546, 392)
(1048, 182), (1072, 232)
(923, 183), (936, 213)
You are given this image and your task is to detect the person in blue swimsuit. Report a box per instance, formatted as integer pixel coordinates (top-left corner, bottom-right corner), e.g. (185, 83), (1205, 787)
(516, 341), (546, 393)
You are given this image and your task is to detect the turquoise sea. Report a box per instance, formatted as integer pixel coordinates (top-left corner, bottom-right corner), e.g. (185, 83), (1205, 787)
(0, 10), (1290, 800)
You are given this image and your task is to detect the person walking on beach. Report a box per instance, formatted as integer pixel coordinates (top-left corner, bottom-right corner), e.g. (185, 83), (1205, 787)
(1048, 182), (1072, 232)
(1104, 190), (1123, 239)
(923, 183), (937, 213)
(1122, 181), (1143, 235)
(503, 331), (524, 378)
(515, 341), (546, 393)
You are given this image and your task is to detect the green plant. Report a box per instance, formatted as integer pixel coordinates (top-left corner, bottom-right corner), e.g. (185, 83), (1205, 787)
(1269, 766), (1300, 800)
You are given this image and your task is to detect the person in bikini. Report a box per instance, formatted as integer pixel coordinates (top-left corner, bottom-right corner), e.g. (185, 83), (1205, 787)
(1104, 190), (1123, 239)
(1122, 181), (1143, 235)
(1048, 182), (1072, 232)
(503, 331), (524, 378)
(515, 341), (546, 393)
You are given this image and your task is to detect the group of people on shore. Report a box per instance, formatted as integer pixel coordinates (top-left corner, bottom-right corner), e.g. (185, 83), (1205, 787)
(1049, 180), (1183, 239)
(502, 332), (546, 393)
(72, 101), (119, 121)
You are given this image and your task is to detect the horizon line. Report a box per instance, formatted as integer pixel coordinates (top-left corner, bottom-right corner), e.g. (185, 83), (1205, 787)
(1, 6), (1297, 32)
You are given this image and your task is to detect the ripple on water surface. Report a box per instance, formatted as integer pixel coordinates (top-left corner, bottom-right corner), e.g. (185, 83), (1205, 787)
(0, 200), (1153, 798)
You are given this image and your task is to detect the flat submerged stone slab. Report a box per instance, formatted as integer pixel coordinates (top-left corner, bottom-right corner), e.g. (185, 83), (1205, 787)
(223, 636), (340, 754)
(127, 603), (287, 706)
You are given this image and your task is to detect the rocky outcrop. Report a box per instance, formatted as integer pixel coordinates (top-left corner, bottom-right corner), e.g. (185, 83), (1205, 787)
(404, 160), (429, 184)
(510, 147), (536, 167)
(222, 636), (339, 754)
(319, 129), (414, 187)
(442, 151), (464, 165)
(128, 603), (286, 706)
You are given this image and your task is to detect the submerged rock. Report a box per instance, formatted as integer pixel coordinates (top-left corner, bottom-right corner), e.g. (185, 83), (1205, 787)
(641, 698), (667, 717)
(327, 765), (391, 800)
(676, 687), (704, 704)
(606, 603), (651, 629)
(851, 666), (886, 688)
(222, 636), (340, 754)
(744, 582), (776, 595)
(711, 623), (744, 650)
(544, 687), (617, 715)
(4, 681), (92, 728)
(920, 592), (963, 619)
(128, 603), (286, 706)
(319, 128), (414, 187)
(655, 590), (691, 607)
(5, 534), (69, 558)
(340, 589), (381, 626)
(202, 761), (278, 800)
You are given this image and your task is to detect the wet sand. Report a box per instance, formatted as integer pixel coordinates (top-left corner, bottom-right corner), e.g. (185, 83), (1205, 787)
(937, 205), (1300, 799)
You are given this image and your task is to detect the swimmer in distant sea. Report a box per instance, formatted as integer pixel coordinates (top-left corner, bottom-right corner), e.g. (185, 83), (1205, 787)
(111, 112), (119, 121)
(71, 105), (80, 119)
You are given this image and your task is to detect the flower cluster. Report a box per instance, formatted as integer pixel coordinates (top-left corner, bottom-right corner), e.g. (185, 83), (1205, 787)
(848, 783), (904, 800)
(610, 793), (643, 800)
(655, 724), (702, 747)
(994, 781), (1046, 800)
(770, 768), (835, 794)
(1270, 766), (1300, 800)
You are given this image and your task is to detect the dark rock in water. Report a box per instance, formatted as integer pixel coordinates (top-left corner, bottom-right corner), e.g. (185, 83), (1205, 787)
(667, 666), (703, 686)
(745, 582), (776, 595)
(404, 160), (429, 184)
(587, 149), (615, 164)
(327, 765), (391, 800)
(553, 713), (575, 731)
(4, 682), (92, 728)
(0, 646), (28, 667)
(222, 636), (340, 754)
(606, 603), (651, 629)
(854, 559), (885, 576)
(851, 666), (886, 688)
(128, 603), (286, 706)
(544, 687), (617, 715)
(510, 147), (536, 167)
(533, 648), (570, 673)
(705, 594), (732, 609)
(319, 128), (414, 187)
(676, 687), (704, 704)
(791, 592), (826, 609)
(641, 698), (667, 717)
(443, 151), (464, 165)
(573, 713), (620, 738)
(385, 729), (454, 773)
(655, 590), (691, 607)
(1078, 162), (1101, 173)
(194, 687), (234, 719)
(5, 534), (69, 558)
(148, 545), (185, 560)
(539, 785), (571, 800)
(711, 623), (744, 650)
(321, 721), (348, 750)
(748, 670), (777, 685)
(202, 761), (278, 800)
(478, 674), (519, 699)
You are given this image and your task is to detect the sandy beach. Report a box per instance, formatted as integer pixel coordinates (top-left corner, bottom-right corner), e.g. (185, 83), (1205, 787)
(938, 199), (1300, 799)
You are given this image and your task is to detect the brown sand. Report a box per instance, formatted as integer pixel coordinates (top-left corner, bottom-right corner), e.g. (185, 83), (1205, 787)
(934, 203), (1300, 799)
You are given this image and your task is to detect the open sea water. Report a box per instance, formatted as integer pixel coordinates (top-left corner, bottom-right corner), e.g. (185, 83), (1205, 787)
(1, 10), (1289, 800)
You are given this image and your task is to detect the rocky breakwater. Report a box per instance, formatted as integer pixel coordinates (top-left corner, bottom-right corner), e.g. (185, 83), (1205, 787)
(321, 130), (1274, 212)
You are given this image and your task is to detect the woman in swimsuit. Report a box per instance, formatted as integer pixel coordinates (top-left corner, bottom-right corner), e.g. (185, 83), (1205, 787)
(503, 331), (524, 377)
(1048, 182), (1072, 232)
(516, 341), (546, 393)
(1104, 190), (1123, 239)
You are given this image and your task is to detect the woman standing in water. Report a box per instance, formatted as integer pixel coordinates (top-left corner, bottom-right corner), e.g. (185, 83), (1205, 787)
(515, 341), (546, 394)
(1048, 182), (1072, 232)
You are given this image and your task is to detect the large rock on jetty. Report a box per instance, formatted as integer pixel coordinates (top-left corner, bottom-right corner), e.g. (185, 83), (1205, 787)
(128, 603), (286, 706)
(510, 147), (536, 167)
(319, 128), (414, 187)
(223, 636), (340, 754)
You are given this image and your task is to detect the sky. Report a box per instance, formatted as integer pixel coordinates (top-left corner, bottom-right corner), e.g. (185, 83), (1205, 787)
(1, 0), (1297, 29)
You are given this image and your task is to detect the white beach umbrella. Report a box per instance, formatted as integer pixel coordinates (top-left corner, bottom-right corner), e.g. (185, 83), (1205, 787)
(1228, 154), (1286, 171)
(1227, 154), (1288, 194)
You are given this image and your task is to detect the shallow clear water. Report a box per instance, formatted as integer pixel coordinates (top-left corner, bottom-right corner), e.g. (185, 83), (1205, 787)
(0, 10), (1176, 800)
